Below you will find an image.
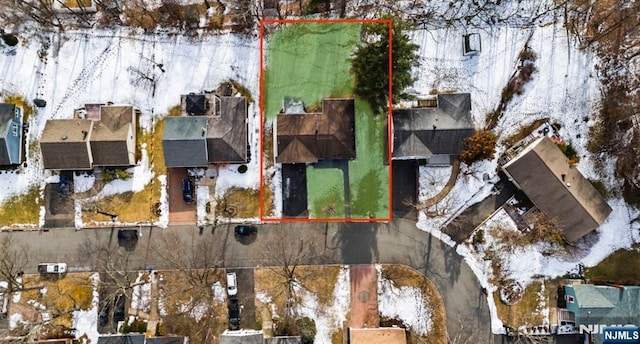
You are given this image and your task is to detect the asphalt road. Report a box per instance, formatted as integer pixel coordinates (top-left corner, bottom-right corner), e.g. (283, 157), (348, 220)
(2, 219), (492, 342)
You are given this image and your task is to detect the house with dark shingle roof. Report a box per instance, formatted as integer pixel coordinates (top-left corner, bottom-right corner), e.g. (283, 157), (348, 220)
(40, 119), (94, 170)
(40, 104), (138, 171)
(561, 284), (640, 344)
(163, 96), (248, 167)
(501, 136), (612, 241)
(162, 116), (209, 167)
(392, 93), (475, 165)
(90, 105), (136, 166)
(276, 98), (355, 164)
(0, 103), (23, 166)
(184, 94), (209, 115)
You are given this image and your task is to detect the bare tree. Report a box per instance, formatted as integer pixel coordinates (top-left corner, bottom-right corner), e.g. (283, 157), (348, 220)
(259, 228), (321, 334)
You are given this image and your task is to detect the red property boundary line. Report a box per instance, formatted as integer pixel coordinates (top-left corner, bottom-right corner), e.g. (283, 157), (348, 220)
(259, 18), (394, 223)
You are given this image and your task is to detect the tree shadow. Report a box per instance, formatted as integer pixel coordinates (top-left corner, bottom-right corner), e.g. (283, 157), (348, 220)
(332, 222), (380, 264)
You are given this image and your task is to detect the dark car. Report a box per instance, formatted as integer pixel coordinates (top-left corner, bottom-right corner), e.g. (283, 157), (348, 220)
(228, 299), (240, 330)
(117, 229), (138, 240)
(234, 225), (257, 237)
(182, 179), (193, 203)
(113, 293), (126, 322)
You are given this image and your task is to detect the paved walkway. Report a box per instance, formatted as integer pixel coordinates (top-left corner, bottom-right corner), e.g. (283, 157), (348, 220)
(349, 265), (379, 328)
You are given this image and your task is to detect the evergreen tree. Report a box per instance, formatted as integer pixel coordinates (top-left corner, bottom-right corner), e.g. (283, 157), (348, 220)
(351, 18), (420, 114)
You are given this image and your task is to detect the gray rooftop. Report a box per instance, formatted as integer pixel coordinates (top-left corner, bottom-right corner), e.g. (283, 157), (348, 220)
(392, 93), (475, 159)
(162, 116), (209, 167)
(502, 136), (612, 241)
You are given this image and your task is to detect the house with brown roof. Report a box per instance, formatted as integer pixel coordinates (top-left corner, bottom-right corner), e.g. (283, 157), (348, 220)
(392, 93), (475, 165)
(276, 98), (356, 164)
(40, 104), (137, 171)
(40, 119), (94, 170)
(163, 95), (248, 167)
(89, 106), (136, 166)
(501, 136), (612, 241)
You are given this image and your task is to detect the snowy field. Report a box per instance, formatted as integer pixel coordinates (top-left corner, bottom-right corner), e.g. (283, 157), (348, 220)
(0, 29), (261, 226)
(411, 22), (640, 333)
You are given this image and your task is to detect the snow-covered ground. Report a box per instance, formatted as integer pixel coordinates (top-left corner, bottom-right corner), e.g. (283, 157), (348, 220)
(411, 20), (640, 334)
(0, 27), (261, 227)
(72, 273), (100, 343)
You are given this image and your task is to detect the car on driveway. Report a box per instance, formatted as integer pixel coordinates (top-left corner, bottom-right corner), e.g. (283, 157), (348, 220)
(228, 299), (240, 330)
(182, 179), (193, 203)
(226, 272), (237, 298)
(234, 225), (257, 237)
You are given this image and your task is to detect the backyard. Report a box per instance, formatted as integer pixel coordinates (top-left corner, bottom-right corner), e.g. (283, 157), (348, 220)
(263, 21), (390, 219)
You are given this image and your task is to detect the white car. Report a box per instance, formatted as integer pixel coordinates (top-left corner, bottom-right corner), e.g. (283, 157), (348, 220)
(37, 263), (67, 274)
(226, 272), (237, 297)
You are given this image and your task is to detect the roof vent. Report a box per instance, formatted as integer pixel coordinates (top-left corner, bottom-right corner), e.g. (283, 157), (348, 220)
(61, 135), (67, 140)
(566, 182), (571, 187)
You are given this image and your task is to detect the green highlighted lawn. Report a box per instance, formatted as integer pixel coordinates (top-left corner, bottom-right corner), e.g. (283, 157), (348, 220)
(265, 22), (389, 219)
(306, 167), (345, 218)
(264, 22), (360, 119)
(349, 99), (388, 218)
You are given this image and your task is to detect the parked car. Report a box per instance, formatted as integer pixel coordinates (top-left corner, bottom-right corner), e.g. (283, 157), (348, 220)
(113, 293), (126, 322)
(226, 272), (237, 297)
(234, 225), (257, 237)
(37, 263), (67, 275)
(182, 179), (193, 203)
(117, 229), (138, 240)
(228, 299), (240, 330)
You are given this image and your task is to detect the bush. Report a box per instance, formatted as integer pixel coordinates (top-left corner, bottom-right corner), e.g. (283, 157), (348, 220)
(459, 130), (497, 165)
(296, 317), (316, 344)
(589, 179), (607, 198)
(103, 169), (133, 183)
(130, 319), (147, 333)
(1, 33), (19, 47)
(556, 143), (580, 165)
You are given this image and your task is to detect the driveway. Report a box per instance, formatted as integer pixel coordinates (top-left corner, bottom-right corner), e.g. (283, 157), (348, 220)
(167, 168), (196, 225)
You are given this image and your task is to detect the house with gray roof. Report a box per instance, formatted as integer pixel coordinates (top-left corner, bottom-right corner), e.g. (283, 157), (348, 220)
(163, 96), (248, 167)
(501, 136), (612, 241)
(561, 284), (640, 344)
(40, 104), (138, 171)
(0, 103), (23, 166)
(392, 93), (475, 165)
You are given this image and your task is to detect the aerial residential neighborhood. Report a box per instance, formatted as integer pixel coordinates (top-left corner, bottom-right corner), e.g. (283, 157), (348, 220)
(1, 0), (640, 344)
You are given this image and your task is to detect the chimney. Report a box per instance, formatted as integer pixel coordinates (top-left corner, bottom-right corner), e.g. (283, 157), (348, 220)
(561, 174), (566, 182)
(201, 127), (206, 136)
(82, 130), (88, 140)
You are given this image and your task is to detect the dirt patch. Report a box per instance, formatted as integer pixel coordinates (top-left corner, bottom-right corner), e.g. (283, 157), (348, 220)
(14, 273), (94, 328)
(159, 269), (227, 342)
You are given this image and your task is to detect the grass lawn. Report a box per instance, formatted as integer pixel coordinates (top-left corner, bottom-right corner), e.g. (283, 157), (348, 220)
(348, 99), (389, 218)
(216, 186), (272, 218)
(263, 22), (361, 119)
(585, 248), (640, 285)
(306, 167), (345, 218)
(264, 22), (390, 218)
(0, 186), (42, 227)
(83, 119), (165, 224)
(493, 281), (547, 328)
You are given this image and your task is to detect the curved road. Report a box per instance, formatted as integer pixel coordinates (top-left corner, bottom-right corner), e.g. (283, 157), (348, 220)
(3, 219), (492, 342)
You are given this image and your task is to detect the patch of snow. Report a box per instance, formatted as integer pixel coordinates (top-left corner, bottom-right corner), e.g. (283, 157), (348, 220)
(376, 265), (433, 336)
(74, 173), (96, 193)
(131, 272), (151, 312)
(418, 165), (452, 202)
(39, 205), (46, 228)
(73, 273), (101, 343)
(211, 281), (226, 303)
(196, 184), (210, 226)
(9, 312), (24, 329)
(74, 200), (84, 229)
(12, 276), (22, 303)
(156, 175), (169, 228)
(256, 291), (278, 319)
(269, 164), (283, 217)
(45, 175), (60, 184)
(179, 298), (208, 322)
(292, 266), (350, 344)
(98, 144), (153, 197)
